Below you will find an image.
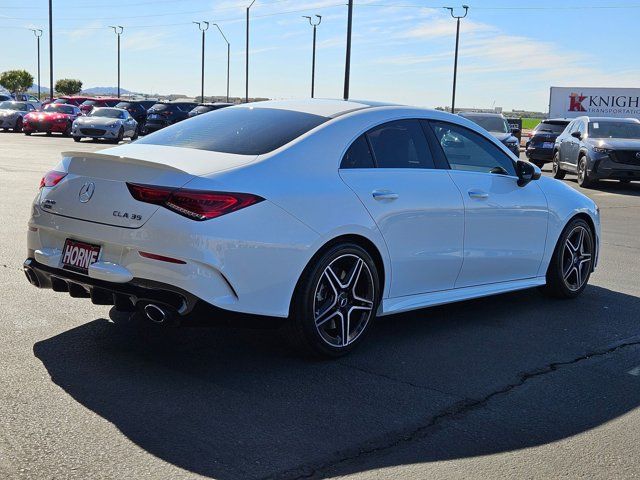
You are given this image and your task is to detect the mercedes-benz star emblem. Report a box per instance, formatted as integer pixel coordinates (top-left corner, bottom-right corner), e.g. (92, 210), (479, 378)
(78, 182), (95, 203)
(635, 152), (640, 160)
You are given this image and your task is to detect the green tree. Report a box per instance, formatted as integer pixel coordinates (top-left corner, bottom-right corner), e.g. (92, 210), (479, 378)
(55, 78), (83, 96)
(0, 70), (34, 95)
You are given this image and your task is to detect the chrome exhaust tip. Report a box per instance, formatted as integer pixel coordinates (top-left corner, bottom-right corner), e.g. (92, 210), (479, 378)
(24, 267), (40, 287)
(143, 303), (168, 324)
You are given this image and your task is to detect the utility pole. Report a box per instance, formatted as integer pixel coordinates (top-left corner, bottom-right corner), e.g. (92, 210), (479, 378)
(246, 0), (256, 103)
(30, 29), (43, 100)
(193, 21), (210, 102)
(445, 5), (469, 114)
(343, 0), (353, 100)
(213, 23), (231, 103)
(303, 15), (322, 98)
(109, 26), (124, 98)
(48, 0), (53, 100)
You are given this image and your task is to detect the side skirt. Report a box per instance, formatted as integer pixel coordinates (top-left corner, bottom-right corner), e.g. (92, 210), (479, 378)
(379, 276), (547, 316)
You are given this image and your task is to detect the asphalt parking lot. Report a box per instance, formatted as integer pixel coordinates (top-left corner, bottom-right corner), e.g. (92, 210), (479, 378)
(1, 132), (640, 480)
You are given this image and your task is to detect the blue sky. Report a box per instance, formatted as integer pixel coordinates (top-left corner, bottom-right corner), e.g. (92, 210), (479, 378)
(1, 0), (639, 111)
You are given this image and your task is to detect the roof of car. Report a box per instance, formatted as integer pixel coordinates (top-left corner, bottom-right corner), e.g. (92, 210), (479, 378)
(578, 116), (640, 123)
(458, 111), (504, 118)
(541, 118), (571, 123)
(234, 98), (400, 118)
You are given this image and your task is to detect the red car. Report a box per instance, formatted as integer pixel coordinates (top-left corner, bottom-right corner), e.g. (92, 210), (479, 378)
(41, 96), (93, 108)
(23, 104), (81, 136)
(79, 97), (120, 115)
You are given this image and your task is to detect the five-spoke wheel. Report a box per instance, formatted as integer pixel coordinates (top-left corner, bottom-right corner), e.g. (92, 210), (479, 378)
(286, 243), (380, 357)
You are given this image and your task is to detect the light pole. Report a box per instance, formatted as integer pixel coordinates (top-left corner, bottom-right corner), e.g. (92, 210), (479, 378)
(30, 28), (43, 100)
(109, 26), (124, 98)
(245, 0), (256, 103)
(303, 15), (322, 98)
(193, 21), (210, 102)
(343, 0), (353, 100)
(48, 0), (53, 100)
(213, 23), (230, 103)
(444, 5), (468, 114)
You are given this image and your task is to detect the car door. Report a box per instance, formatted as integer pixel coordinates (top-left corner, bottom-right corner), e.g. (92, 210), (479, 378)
(558, 121), (574, 164)
(566, 120), (586, 170)
(339, 119), (465, 297)
(429, 120), (548, 288)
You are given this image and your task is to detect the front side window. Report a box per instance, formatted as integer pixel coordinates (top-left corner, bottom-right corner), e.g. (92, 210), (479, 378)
(138, 106), (329, 155)
(430, 121), (516, 175)
(366, 119), (435, 169)
(341, 135), (375, 169)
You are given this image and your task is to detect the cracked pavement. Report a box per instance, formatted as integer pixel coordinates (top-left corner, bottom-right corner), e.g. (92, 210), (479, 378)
(2, 134), (640, 479)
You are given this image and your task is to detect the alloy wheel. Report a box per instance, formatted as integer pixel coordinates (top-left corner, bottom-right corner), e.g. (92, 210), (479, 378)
(313, 254), (375, 348)
(561, 225), (593, 291)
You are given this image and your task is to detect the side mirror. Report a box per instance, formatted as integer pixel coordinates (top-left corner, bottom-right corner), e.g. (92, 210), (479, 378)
(516, 160), (541, 187)
(571, 131), (582, 140)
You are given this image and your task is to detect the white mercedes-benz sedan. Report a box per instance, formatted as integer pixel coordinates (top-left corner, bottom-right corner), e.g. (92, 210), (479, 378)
(24, 99), (600, 357)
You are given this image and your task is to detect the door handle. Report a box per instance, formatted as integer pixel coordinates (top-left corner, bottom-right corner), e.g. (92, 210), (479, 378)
(468, 189), (489, 199)
(372, 190), (399, 201)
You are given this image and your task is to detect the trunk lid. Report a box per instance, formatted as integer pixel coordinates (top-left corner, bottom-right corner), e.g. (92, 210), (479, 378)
(39, 144), (257, 228)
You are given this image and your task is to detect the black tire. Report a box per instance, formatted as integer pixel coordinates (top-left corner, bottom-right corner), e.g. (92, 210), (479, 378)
(620, 179), (631, 184)
(577, 155), (596, 188)
(73, 136), (81, 142)
(533, 160), (545, 169)
(63, 123), (72, 137)
(131, 126), (139, 141)
(13, 117), (23, 133)
(46, 131), (51, 136)
(541, 217), (594, 299)
(552, 151), (565, 179)
(24, 131), (31, 136)
(285, 243), (380, 358)
(113, 127), (124, 144)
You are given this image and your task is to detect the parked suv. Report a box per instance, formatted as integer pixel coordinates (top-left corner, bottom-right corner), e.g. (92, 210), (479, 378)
(458, 112), (520, 156)
(144, 101), (198, 133)
(525, 119), (571, 167)
(553, 116), (640, 187)
(115, 101), (148, 132)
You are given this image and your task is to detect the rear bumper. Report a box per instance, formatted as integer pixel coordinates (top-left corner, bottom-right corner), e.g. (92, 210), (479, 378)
(23, 257), (281, 326)
(525, 147), (554, 162)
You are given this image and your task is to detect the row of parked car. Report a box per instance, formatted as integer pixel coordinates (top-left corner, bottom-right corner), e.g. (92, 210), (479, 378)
(0, 94), (232, 142)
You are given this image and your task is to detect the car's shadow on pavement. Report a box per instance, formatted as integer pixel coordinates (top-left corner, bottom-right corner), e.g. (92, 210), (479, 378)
(34, 285), (640, 480)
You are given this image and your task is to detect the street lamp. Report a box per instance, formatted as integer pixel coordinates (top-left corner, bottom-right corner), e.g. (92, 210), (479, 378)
(193, 21), (210, 103)
(246, 0), (256, 103)
(108, 26), (124, 98)
(48, 0), (53, 100)
(444, 5), (469, 114)
(29, 28), (43, 100)
(343, 0), (353, 100)
(212, 23), (231, 103)
(303, 15), (322, 98)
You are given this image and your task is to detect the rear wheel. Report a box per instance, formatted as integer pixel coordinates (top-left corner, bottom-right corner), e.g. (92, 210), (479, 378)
(285, 243), (380, 358)
(131, 126), (139, 141)
(24, 131), (31, 136)
(73, 136), (81, 143)
(552, 151), (565, 179)
(13, 117), (23, 133)
(542, 218), (594, 299)
(577, 156), (596, 188)
(63, 123), (72, 137)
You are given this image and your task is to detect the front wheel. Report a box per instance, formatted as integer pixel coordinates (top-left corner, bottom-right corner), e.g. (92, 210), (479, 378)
(73, 136), (81, 143)
(552, 151), (565, 179)
(285, 243), (380, 358)
(577, 156), (596, 188)
(131, 126), (139, 141)
(63, 123), (72, 137)
(13, 117), (23, 133)
(542, 218), (594, 299)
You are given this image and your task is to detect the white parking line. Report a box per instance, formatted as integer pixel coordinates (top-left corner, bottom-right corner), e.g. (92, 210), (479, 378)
(627, 366), (640, 376)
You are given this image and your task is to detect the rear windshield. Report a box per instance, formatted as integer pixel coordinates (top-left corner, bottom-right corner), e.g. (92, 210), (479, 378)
(148, 103), (173, 112)
(589, 121), (640, 139)
(80, 100), (96, 106)
(535, 121), (569, 134)
(138, 107), (329, 155)
(192, 105), (213, 114)
(464, 115), (509, 133)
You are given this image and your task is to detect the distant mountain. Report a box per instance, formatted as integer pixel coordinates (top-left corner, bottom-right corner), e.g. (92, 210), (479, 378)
(29, 84), (50, 93)
(82, 86), (133, 95)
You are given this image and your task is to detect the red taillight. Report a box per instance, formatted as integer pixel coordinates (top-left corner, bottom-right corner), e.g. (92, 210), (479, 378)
(126, 183), (264, 221)
(40, 170), (67, 189)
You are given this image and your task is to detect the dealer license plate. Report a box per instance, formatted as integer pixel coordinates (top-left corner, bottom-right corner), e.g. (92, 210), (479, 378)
(61, 239), (101, 274)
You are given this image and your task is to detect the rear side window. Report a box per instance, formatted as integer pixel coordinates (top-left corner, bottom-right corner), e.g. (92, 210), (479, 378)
(137, 106), (329, 155)
(366, 120), (435, 169)
(341, 135), (375, 169)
